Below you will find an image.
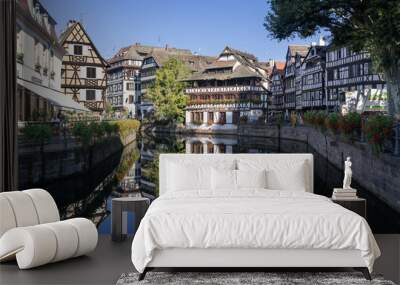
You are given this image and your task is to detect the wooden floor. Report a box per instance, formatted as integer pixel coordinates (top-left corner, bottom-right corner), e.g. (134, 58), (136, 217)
(0, 234), (399, 285)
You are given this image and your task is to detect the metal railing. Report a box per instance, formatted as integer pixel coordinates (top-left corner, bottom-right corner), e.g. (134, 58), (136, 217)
(185, 86), (264, 94)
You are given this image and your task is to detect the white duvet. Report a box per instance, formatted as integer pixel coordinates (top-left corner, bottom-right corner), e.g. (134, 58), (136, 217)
(131, 190), (380, 273)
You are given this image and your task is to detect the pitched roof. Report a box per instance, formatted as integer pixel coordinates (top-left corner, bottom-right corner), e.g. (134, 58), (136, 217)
(222, 46), (258, 62)
(272, 61), (286, 75)
(186, 64), (262, 81)
(205, 60), (236, 69)
(179, 54), (216, 72)
(143, 48), (215, 72)
(107, 43), (194, 64)
(258, 61), (273, 76)
(288, 45), (310, 58)
(59, 21), (108, 66)
(149, 49), (191, 66)
(303, 45), (327, 61)
(184, 46), (272, 82)
(58, 21), (75, 44)
(108, 45), (144, 63)
(274, 61), (285, 71)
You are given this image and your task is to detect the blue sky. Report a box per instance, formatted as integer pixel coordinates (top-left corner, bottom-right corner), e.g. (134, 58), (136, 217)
(42, 0), (323, 61)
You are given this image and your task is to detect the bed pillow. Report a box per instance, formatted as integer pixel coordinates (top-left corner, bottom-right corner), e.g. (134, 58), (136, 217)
(167, 162), (211, 191)
(238, 159), (308, 192)
(211, 168), (237, 191)
(236, 169), (267, 189)
(265, 162), (307, 191)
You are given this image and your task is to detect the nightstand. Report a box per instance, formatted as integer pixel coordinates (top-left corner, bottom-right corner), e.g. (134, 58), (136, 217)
(331, 197), (366, 219)
(111, 197), (150, 242)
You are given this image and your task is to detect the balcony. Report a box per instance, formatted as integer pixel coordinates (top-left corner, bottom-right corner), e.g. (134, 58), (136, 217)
(302, 82), (323, 91)
(326, 53), (370, 68)
(185, 85), (264, 94)
(327, 74), (383, 87)
(187, 98), (262, 106)
(62, 79), (105, 89)
(79, 100), (104, 112)
(302, 65), (323, 76)
(285, 87), (295, 94)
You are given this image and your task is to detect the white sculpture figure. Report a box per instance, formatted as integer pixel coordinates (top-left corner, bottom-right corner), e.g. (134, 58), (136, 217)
(343, 157), (353, 189)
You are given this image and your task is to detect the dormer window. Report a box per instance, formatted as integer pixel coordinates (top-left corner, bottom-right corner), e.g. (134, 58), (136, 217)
(74, 45), (82, 55)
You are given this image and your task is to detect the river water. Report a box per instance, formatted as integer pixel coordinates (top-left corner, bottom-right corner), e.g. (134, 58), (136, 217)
(48, 133), (400, 234)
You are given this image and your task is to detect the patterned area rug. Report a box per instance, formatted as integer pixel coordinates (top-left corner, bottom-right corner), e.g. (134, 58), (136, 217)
(116, 272), (396, 285)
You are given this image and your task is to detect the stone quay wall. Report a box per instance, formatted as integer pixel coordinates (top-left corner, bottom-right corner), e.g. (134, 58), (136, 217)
(238, 124), (400, 213)
(18, 131), (136, 189)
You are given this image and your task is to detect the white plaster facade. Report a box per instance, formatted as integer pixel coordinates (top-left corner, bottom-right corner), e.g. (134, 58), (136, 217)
(16, 0), (67, 121)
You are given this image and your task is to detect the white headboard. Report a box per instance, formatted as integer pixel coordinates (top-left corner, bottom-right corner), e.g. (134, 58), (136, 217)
(159, 153), (314, 196)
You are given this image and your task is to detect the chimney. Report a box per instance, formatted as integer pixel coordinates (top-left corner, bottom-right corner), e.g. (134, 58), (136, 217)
(43, 13), (49, 32)
(34, 3), (41, 21)
(269, 59), (275, 66)
(68, 20), (76, 28)
(319, 36), (326, 46)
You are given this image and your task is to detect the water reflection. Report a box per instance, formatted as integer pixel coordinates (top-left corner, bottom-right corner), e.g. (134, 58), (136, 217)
(37, 133), (399, 234)
(51, 141), (141, 227)
(136, 134), (400, 234)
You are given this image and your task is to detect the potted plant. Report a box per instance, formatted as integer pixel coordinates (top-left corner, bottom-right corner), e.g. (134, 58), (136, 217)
(325, 112), (340, 136)
(314, 111), (327, 132)
(363, 114), (393, 153)
(191, 120), (203, 126)
(303, 111), (316, 126)
(339, 112), (361, 141)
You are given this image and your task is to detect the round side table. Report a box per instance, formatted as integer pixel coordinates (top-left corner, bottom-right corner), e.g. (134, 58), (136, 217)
(111, 197), (150, 242)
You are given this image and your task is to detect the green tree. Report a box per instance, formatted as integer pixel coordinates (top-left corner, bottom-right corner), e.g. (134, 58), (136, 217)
(264, 0), (400, 117)
(146, 58), (191, 124)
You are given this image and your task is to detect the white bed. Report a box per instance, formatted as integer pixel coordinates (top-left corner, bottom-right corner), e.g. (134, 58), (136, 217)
(131, 154), (380, 280)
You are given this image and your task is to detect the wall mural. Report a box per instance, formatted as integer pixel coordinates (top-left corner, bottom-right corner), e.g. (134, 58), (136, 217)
(15, 0), (400, 237)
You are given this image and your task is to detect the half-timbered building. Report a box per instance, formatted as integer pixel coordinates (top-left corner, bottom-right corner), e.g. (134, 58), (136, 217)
(140, 46), (214, 119)
(106, 44), (155, 118)
(300, 44), (327, 111)
(59, 20), (108, 113)
(325, 46), (386, 111)
(184, 47), (270, 131)
(283, 45), (310, 115)
(269, 61), (285, 114)
(294, 53), (304, 111)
